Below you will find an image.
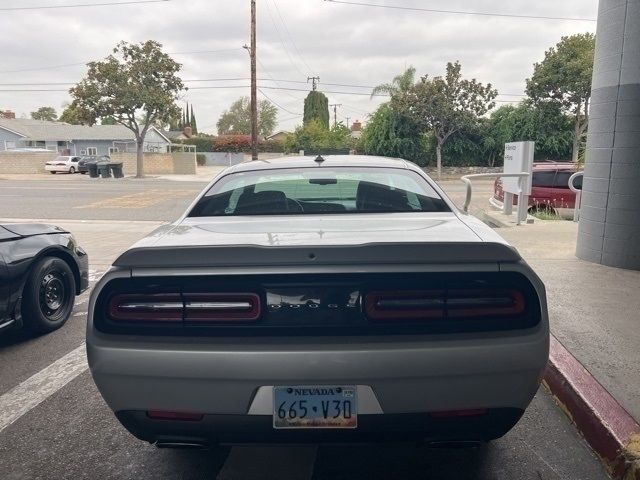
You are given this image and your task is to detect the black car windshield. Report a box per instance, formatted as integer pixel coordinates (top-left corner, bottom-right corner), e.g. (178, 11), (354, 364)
(189, 167), (450, 217)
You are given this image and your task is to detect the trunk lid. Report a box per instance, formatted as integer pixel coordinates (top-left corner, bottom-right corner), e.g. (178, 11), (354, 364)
(114, 214), (520, 268)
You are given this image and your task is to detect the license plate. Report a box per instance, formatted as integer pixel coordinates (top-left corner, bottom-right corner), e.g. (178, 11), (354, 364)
(273, 386), (357, 429)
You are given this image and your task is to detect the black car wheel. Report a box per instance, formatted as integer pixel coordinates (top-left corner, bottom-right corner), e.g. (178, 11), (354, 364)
(22, 257), (76, 334)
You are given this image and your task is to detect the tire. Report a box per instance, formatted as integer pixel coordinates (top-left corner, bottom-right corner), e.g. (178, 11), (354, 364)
(50, 171), (57, 174)
(22, 257), (76, 334)
(80, 171), (87, 174)
(69, 167), (76, 174)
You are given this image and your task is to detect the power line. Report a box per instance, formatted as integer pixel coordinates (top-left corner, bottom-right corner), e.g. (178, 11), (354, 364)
(0, 84), (523, 102)
(0, 0), (170, 11)
(264, 0), (307, 77)
(258, 87), (299, 115)
(323, 0), (597, 22)
(270, 0), (315, 74)
(0, 48), (243, 75)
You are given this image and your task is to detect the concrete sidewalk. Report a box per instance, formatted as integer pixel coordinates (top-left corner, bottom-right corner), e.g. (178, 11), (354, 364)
(497, 220), (640, 424)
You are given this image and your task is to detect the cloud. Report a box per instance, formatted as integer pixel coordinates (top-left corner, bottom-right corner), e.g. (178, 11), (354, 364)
(0, 0), (597, 133)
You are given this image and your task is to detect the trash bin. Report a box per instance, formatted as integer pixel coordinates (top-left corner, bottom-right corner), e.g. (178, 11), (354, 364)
(110, 162), (124, 178)
(98, 163), (111, 178)
(88, 163), (99, 178)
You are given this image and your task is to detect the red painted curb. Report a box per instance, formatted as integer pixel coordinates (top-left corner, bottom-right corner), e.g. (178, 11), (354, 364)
(544, 335), (640, 479)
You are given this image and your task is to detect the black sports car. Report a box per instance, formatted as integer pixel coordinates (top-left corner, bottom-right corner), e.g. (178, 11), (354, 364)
(0, 223), (89, 334)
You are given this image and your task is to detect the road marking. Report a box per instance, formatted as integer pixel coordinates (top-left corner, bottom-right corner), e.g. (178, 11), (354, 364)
(217, 446), (317, 480)
(0, 344), (88, 433)
(74, 189), (197, 210)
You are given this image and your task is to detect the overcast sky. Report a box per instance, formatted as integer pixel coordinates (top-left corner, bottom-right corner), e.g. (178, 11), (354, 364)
(0, 0), (598, 135)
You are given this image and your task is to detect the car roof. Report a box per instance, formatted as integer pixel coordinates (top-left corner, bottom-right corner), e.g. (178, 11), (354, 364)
(224, 155), (417, 174)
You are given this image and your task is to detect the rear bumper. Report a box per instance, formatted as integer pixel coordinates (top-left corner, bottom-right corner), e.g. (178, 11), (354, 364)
(116, 408), (525, 445)
(45, 165), (69, 172)
(87, 328), (548, 442)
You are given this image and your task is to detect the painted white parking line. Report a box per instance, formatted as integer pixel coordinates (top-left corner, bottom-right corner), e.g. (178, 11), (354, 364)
(0, 344), (88, 433)
(216, 446), (317, 480)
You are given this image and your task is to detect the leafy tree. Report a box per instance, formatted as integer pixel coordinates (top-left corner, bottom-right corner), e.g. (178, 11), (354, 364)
(58, 104), (85, 125)
(101, 116), (117, 125)
(526, 33), (595, 162)
(360, 103), (424, 163)
(31, 106), (57, 121)
(393, 61), (497, 178)
(190, 106), (198, 135)
(371, 66), (416, 98)
(283, 119), (354, 154)
(69, 40), (184, 177)
(216, 97), (277, 137)
(303, 91), (329, 129)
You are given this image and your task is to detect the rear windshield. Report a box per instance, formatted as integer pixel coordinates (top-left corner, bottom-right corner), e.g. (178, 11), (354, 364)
(189, 167), (450, 217)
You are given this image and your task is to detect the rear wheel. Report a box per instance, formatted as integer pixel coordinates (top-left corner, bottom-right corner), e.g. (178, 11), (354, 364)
(22, 257), (76, 334)
(69, 167), (76, 174)
(50, 171), (57, 175)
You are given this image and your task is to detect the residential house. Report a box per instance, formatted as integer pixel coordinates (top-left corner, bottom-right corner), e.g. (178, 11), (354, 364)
(265, 131), (291, 142)
(0, 118), (171, 155)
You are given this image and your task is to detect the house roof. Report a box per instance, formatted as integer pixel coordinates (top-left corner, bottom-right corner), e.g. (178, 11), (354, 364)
(0, 118), (168, 142)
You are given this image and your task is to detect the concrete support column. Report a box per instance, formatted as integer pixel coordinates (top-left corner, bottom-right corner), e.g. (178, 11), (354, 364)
(576, 0), (640, 269)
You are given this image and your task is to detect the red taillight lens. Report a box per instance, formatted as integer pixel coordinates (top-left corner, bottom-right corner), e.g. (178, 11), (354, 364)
(184, 293), (261, 323)
(108, 293), (183, 322)
(447, 289), (525, 318)
(365, 291), (445, 320)
(365, 289), (525, 321)
(146, 410), (204, 421)
(107, 292), (261, 323)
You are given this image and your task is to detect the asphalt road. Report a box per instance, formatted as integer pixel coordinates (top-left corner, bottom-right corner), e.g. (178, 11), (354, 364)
(0, 174), (495, 221)
(0, 176), (609, 479)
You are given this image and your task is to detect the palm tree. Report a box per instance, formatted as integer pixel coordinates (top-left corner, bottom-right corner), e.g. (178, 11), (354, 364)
(371, 66), (417, 98)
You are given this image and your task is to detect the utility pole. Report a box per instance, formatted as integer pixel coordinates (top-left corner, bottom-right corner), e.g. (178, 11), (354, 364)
(250, 0), (258, 160)
(346, 116), (351, 130)
(307, 76), (320, 91)
(329, 103), (342, 128)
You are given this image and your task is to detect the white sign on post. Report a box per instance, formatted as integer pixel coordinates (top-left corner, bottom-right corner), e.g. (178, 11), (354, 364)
(502, 141), (534, 195)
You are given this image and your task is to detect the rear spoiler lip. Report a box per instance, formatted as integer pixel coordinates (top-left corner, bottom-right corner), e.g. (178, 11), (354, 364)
(113, 242), (521, 269)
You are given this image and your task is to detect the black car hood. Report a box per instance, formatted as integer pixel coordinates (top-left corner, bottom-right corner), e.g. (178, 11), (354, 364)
(1, 223), (68, 237)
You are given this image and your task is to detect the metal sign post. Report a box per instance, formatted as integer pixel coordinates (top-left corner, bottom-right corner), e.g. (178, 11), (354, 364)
(502, 141), (534, 224)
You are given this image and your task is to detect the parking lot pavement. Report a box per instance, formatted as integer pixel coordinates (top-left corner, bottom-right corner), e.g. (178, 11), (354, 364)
(0, 362), (608, 480)
(0, 179), (610, 479)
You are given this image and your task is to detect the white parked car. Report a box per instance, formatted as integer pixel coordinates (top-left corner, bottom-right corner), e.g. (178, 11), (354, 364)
(45, 156), (81, 174)
(87, 155), (549, 448)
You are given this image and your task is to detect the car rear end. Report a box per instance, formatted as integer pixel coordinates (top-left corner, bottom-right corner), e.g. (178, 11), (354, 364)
(87, 241), (548, 446)
(45, 156), (70, 173)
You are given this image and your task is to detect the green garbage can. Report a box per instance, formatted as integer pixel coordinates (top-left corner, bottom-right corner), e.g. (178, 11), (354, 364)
(110, 162), (124, 178)
(98, 163), (111, 178)
(88, 163), (99, 178)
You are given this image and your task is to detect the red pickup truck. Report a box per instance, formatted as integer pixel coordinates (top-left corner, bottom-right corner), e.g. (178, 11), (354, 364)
(492, 162), (581, 217)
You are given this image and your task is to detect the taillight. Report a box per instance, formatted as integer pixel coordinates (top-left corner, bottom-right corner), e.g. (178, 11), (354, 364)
(184, 293), (260, 323)
(447, 289), (525, 317)
(107, 292), (261, 324)
(365, 289), (525, 321)
(365, 291), (445, 320)
(108, 294), (183, 322)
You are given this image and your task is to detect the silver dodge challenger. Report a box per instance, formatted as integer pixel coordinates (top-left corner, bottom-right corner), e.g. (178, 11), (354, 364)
(87, 155), (549, 447)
